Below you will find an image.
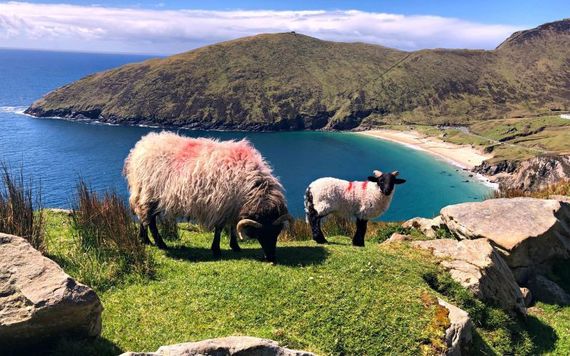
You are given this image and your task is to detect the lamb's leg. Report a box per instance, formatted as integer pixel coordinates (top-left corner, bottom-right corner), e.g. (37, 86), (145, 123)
(212, 226), (222, 258)
(149, 214), (168, 250)
(139, 222), (151, 244)
(310, 215), (327, 244)
(352, 218), (367, 247)
(229, 225), (241, 252)
(305, 186), (327, 243)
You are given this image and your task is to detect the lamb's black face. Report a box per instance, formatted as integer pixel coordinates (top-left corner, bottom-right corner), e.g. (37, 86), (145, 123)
(368, 172), (406, 195)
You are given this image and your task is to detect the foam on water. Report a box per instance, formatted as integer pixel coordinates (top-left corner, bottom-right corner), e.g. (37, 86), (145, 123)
(0, 106), (28, 114)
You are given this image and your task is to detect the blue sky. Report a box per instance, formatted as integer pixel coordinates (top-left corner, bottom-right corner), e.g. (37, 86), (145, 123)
(0, 1), (567, 54)
(23, 0), (569, 24)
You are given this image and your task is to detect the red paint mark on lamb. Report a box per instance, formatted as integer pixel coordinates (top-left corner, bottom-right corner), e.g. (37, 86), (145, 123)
(362, 181), (368, 190)
(346, 181), (354, 192)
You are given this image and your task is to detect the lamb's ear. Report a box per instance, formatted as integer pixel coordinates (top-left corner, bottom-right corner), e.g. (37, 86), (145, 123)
(367, 176), (378, 182)
(394, 178), (406, 185)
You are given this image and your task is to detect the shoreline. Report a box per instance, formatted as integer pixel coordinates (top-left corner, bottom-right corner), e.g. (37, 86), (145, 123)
(357, 129), (498, 189)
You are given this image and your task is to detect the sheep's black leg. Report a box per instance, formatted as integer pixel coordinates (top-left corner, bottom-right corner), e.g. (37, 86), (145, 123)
(149, 215), (168, 250)
(139, 222), (151, 245)
(310, 216), (327, 244)
(229, 225), (241, 252)
(212, 226), (222, 258)
(352, 219), (367, 247)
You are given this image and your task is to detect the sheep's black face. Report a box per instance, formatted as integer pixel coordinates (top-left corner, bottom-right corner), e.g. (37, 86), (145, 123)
(242, 223), (282, 263)
(368, 172), (406, 195)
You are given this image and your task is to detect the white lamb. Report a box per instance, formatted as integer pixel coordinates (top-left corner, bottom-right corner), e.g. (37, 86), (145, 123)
(304, 170), (406, 246)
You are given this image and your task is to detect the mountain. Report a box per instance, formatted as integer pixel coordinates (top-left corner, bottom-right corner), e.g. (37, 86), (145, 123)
(26, 19), (570, 131)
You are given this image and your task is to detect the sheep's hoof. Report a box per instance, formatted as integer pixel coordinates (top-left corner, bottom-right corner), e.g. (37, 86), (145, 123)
(314, 238), (328, 244)
(230, 245), (242, 252)
(352, 242), (365, 247)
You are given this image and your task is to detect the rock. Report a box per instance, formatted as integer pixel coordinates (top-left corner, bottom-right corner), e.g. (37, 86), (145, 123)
(120, 336), (315, 356)
(527, 275), (570, 305)
(438, 299), (472, 356)
(0, 233), (102, 344)
(384, 233), (412, 243)
(549, 195), (570, 203)
(440, 198), (570, 270)
(45, 208), (73, 216)
(402, 216), (444, 238)
(474, 155), (570, 191)
(520, 287), (533, 307)
(413, 239), (526, 313)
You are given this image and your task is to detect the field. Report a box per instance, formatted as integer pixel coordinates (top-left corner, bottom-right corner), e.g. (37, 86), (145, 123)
(387, 115), (570, 163)
(30, 211), (570, 355)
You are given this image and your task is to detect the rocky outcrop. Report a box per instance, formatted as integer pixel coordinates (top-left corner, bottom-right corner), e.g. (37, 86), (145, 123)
(440, 198), (570, 272)
(0, 233), (102, 344)
(120, 336), (315, 356)
(438, 299), (472, 356)
(413, 239), (526, 313)
(384, 232), (413, 243)
(402, 216), (445, 239)
(474, 155), (570, 191)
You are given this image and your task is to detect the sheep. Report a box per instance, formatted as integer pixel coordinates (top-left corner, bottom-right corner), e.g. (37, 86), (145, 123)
(304, 170), (406, 246)
(123, 131), (293, 262)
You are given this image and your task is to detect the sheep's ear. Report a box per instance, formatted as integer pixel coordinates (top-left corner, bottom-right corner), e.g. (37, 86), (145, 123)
(373, 170), (382, 177)
(391, 171), (400, 177)
(394, 178), (406, 185)
(367, 176), (378, 182)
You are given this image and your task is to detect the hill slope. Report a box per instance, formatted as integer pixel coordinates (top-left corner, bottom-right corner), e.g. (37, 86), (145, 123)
(26, 20), (570, 131)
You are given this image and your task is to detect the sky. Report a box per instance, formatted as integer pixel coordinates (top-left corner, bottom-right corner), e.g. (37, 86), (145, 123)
(0, 1), (568, 55)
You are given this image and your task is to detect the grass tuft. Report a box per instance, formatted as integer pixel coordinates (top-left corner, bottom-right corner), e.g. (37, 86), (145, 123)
(158, 215), (180, 241)
(0, 164), (45, 251)
(64, 179), (154, 289)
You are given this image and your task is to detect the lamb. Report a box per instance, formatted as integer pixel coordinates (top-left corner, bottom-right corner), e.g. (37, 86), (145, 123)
(124, 131), (292, 262)
(304, 170), (406, 246)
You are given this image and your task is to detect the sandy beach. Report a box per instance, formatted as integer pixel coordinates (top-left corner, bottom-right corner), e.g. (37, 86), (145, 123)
(358, 129), (493, 170)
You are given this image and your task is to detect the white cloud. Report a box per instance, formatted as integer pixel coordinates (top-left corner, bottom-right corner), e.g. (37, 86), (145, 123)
(0, 2), (523, 54)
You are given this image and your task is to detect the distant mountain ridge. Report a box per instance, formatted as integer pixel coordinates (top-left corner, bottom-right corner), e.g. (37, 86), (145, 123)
(26, 19), (570, 131)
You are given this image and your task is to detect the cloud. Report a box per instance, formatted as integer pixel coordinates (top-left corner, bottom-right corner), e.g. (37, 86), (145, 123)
(0, 2), (523, 54)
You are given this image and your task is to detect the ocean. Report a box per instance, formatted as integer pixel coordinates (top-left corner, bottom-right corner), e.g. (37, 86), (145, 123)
(0, 49), (491, 220)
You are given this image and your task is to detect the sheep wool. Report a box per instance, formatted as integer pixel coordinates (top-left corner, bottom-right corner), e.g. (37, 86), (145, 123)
(306, 177), (394, 220)
(124, 131), (286, 230)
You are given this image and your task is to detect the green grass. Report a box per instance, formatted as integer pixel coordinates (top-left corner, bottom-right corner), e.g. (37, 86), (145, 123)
(33, 212), (570, 355)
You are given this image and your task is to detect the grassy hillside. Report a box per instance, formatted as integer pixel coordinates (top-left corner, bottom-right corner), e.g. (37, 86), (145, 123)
(385, 115), (570, 163)
(26, 20), (570, 131)
(28, 211), (570, 355)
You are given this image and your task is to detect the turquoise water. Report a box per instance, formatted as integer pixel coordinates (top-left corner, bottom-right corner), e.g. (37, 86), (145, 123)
(0, 49), (491, 220)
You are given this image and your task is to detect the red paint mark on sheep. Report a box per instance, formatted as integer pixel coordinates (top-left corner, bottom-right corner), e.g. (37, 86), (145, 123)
(362, 181), (368, 190)
(176, 141), (201, 162)
(346, 181), (354, 192)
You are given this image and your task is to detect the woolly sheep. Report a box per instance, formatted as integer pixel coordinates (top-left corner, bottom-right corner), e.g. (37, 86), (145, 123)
(304, 170), (406, 246)
(124, 131), (293, 262)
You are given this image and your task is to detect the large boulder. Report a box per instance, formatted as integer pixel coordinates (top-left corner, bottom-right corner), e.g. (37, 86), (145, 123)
(438, 299), (472, 356)
(0, 233), (102, 344)
(413, 239), (526, 313)
(121, 336), (315, 356)
(440, 198), (570, 271)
